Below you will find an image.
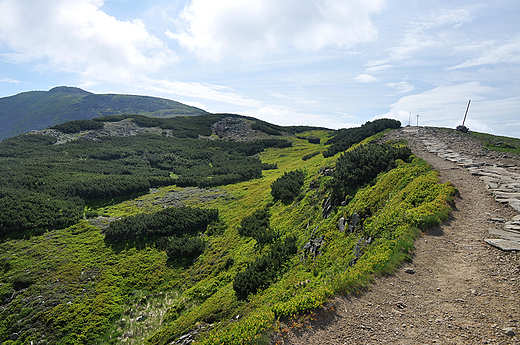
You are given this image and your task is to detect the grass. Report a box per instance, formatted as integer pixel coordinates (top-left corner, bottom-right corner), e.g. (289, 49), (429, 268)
(0, 129), (457, 345)
(434, 126), (520, 155)
(469, 131), (520, 154)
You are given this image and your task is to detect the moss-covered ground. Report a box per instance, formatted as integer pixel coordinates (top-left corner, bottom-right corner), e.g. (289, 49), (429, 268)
(0, 129), (457, 345)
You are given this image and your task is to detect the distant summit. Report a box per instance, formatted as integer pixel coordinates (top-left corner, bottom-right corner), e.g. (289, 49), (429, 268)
(0, 87), (207, 141)
(47, 86), (94, 96)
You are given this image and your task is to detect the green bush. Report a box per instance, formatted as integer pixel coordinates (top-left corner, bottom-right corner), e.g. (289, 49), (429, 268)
(166, 236), (206, 263)
(329, 143), (412, 201)
(233, 236), (297, 300)
(271, 170), (305, 203)
(238, 208), (276, 245)
(105, 206), (219, 243)
(51, 119), (104, 133)
(323, 119), (401, 157)
(12, 273), (35, 291)
(302, 152), (320, 161)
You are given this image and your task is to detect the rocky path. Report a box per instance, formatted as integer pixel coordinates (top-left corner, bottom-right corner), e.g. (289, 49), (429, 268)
(276, 127), (520, 345)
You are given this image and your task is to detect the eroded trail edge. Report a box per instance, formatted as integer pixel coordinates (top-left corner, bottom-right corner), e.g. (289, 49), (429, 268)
(278, 127), (520, 345)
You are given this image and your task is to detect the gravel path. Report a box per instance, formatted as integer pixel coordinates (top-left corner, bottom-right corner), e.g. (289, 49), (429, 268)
(275, 127), (520, 345)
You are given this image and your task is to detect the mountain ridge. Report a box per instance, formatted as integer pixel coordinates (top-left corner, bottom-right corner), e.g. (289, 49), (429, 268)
(0, 86), (207, 141)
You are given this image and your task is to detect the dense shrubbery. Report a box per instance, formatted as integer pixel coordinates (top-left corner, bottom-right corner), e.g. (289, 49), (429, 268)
(297, 136), (320, 144)
(67, 175), (151, 200)
(233, 235), (297, 300)
(105, 206), (218, 263)
(51, 119), (105, 133)
(329, 143), (412, 201)
(238, 208), (276, 245)
(0, 117), (291, 238)
(271, 170), (306, 202)
(251, 120), (283, 135)
(302, 152), (320, 161)
(165, 235), (206, 263)
(307, 137), (320, 144)
(105, 207), (218, 243)
(0, 189), (82, 238)
(251, 120), (330, 136)
(323, 119), (401, 157)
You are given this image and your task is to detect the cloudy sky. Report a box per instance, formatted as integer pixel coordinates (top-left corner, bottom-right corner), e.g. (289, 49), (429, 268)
(0, 0), (519, 137)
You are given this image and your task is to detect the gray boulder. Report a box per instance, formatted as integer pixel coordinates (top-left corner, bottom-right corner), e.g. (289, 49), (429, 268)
(338, 217), (347, 232)
(348, 213), (360, 233)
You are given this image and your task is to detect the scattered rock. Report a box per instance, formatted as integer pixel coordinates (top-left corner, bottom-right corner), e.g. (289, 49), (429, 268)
(404, 267), (415, 274)
(302, 235), (325, 258)
(322, 197), (333, 219)
(502, 327), (515, 336)
(348, 213), (360, 233)
(396, 301), (407, 309)
(338, 217), (346, 232)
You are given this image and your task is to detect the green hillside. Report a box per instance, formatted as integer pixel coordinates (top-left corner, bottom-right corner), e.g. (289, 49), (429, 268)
(0, 115), (458, 344)
(0, 86), (207, 141)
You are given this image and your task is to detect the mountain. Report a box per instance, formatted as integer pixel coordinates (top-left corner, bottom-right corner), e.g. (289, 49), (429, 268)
(0, 86), (207, 141)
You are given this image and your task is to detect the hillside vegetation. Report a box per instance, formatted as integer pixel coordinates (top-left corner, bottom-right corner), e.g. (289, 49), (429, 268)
(0, 86), (207, 141)
(0, 116), (458, 345)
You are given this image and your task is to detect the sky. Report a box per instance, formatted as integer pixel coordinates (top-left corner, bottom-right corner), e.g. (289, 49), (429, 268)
(0, 0), (519, 138)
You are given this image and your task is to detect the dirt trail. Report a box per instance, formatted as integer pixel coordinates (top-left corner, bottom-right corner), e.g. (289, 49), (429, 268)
(276, 127), (520, 345)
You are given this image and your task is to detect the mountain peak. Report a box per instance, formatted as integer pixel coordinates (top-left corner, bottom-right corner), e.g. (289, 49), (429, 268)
(48, 86), (93, 96)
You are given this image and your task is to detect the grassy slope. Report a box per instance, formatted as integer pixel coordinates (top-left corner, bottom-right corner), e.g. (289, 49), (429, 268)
(469, 131), (520, 154)
(0, 129), (456, 345)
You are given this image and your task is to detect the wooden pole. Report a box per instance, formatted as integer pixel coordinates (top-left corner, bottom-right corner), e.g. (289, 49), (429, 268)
(462, 100), (471, 126)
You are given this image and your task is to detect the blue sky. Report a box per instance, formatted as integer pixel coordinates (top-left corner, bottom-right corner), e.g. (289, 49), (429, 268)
(0, 0), (519, 137)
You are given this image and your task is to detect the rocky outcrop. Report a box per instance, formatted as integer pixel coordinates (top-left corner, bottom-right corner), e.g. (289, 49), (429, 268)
(302, 235), (325, 258)
(211, 117), (254, 140)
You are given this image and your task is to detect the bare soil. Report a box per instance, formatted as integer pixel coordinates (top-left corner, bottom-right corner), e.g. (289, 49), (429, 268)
(275, 127), (520, 345)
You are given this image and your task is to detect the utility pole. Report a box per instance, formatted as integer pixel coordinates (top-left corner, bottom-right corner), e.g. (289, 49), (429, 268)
(416, 114), (420, 127)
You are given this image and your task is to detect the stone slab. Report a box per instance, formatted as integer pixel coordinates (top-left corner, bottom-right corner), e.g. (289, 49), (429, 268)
(508, 201), (520, 213)
(479, 176), (502, 184)
(489, 228), (520, 241)
(492, 191), (520, 199)
(484, 239), (520, 251)
(504, 225), (520, 234)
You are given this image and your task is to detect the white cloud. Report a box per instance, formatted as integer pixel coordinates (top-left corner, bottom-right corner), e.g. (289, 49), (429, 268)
(0, 0), (176, 83)
(366, 64), (393, 73)
(378, 82), (496, 130)
(243, 104), (352, 129)
(386, 77), (414, 94)
(269, 92), (317, 105)
(168, 0), (385, 62)
(450, 34), (520, 69)
(354, 74), (378, 83)
(0, 77), (20, 84)
(384, 8), (474, 62)
(139, 77), (263, 108)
